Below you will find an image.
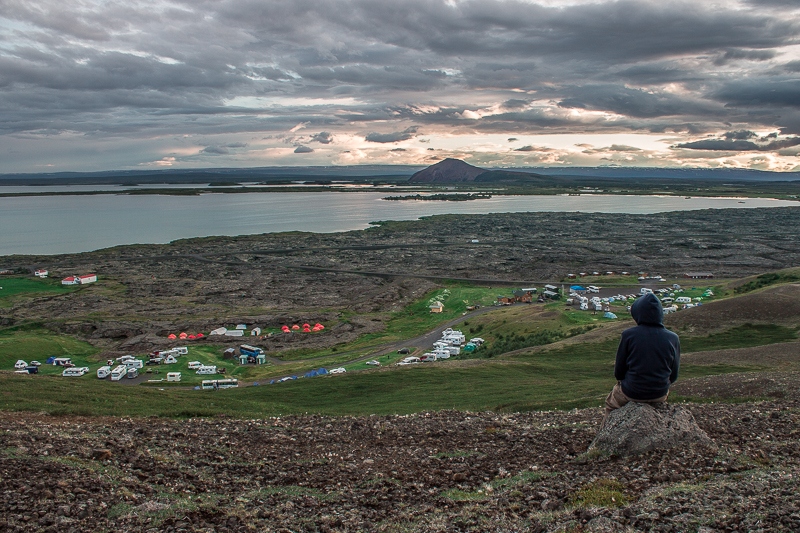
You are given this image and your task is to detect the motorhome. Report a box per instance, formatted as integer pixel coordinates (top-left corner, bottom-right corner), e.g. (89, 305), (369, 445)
(110, 365), (127, 381)
(640, 288), (654, 295)
(196, 365), (217, 375)
(187, 361), (203, 369)
(675, 296), (692, 304)
(432, 349), (451, 360)
(201, 378), (238, 390)
(126, 367), (139, 379)
(62, 367), (88, 377)
(420, 353), (438, 363)
(174, 346), (188, 355)
(97, 366), (111, 379)
(124, 359), (144, 369)
(166, 372), (182, 382)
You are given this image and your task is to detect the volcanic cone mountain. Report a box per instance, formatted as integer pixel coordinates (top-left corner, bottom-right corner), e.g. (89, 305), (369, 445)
(408, 158), (548, 183)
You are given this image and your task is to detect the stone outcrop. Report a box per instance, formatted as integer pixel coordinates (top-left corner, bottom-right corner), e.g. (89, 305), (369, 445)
(589, 402), (715, 456)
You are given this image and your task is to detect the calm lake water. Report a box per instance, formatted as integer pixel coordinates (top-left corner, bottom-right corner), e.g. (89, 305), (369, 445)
(0, 191), (797, 256)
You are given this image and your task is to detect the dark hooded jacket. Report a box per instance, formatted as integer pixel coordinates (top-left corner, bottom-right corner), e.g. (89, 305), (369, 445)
(615, 293), (680, 400)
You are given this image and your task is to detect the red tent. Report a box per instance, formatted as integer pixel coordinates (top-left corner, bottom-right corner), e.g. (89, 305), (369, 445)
(281, 325), (290, 332)
(312, 326), (322, 332)
(302, 323), (310, 328)
(168, 333), (177, 340)
(196, 332), (205, 338)
(179, 332), (188, 339)
(291, 325), (300, 330)
(188, 334), (196, 340)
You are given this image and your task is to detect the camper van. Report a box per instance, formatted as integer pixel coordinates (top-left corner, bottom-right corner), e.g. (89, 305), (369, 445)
(62, 367), (89, 377)
(640, 288), (654, 295)
(126, 367), (139, 379)
(124, 359), (144, 369)
(187, 361), (203, 369)
(97, 366), (111, 379)
(675, 296), (692, 304)
(420, 353), (438, 363)
(110, 365), (127, 381)
(173, 346), (188, 355)
(201, 378), (238, 390)
(196, 365), (217, 375)
(167, 372), (182, 382)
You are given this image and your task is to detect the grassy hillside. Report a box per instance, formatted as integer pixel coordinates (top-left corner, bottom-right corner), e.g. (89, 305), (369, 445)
(1, 275), (799, 418)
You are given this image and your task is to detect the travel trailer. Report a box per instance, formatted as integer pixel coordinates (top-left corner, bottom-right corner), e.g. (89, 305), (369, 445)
(110, 365), (127, 381)
(97, 366), (111, 379)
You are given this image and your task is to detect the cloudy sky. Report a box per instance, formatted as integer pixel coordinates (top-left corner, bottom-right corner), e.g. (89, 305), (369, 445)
(1, 0), (799, 173)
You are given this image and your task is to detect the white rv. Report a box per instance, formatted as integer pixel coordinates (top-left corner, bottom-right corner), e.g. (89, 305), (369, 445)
(173, 346), (188, 355)
(126, 367), (139, 379)
(187, 361), (203, 369)
(167, 372), (182, 382)
(675, 296), (692, 304)
(124, 359), (144, 369)
(62, 367), (89, 377)
(97, 366), (111, 379)
(110, 365), (127, 381)
(196, 365), (217, 375)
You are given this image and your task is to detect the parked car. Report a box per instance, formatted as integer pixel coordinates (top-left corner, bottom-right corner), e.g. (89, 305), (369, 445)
(365, 360), (381, 366)
(397, 348), (410, 354)
(29, 360), (41, 366)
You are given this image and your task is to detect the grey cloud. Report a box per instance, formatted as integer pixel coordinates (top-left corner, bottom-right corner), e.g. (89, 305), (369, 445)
(310, 132), (333, 144)
(723, 131), (757, 140)
(514, 145), (553, 152)
(390, 148), (406, 151)
(201, 146), (230, 155)
(784, 60), (800, 72)
(713, 48), (776, 66)
(714, 79), (800, 108)
(294, 145), (314, 153)
(674, 135), (800, 151)
(365, 126), (419, 143)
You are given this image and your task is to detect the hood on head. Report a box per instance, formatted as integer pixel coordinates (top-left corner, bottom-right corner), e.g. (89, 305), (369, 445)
(631, 292), (663, 325)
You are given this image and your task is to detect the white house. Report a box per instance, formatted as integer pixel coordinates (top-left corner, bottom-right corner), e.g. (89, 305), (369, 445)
(61, 276), (79, 285)
(78, 274), (97, 284)
(34, 269), (48, 278)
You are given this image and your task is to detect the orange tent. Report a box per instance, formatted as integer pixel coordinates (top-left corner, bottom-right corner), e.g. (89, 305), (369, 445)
(291, 325), (300, 330)
(168, 333), (177, 340)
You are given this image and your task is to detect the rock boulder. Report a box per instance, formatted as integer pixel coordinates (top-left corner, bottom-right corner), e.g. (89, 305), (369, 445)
(590, 402), (715, 456)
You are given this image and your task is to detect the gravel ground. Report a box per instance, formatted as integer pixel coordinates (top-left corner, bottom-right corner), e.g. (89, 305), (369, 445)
(2, 388), (798, 533)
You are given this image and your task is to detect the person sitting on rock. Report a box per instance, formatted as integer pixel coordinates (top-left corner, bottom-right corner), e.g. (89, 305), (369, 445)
(604, 292), (680, 421)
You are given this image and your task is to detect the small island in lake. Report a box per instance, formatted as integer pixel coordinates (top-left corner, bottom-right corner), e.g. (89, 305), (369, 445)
(383, 192), (492, 201)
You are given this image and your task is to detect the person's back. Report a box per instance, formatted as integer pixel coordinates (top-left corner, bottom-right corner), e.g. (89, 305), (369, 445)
(605, 293), (680, 418)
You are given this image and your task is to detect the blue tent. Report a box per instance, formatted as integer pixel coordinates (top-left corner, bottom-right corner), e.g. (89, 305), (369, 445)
(317, 368), (328, 375)
(570, 285), (586, 291)
(45, 356), (56, 365)
(604, 311), (618, 319)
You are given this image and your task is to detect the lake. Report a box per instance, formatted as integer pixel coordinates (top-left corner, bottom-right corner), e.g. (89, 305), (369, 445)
(0, 191), (797, 256)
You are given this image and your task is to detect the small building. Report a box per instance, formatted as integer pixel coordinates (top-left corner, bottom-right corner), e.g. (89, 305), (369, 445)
(496, 296), (513, 305)
(512, 290), (533, 303)
(34, 269), (48, 278)
(429, 301), (444, 313)
(251, 327), (262, 336)
(78, 274), (97, 284)
(543, 290), (560, 300)
(684, 272), (714, 279)
(61, 276), (79, 285)
(235, 324), (247, 330)
(544, 284), (558, 292)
